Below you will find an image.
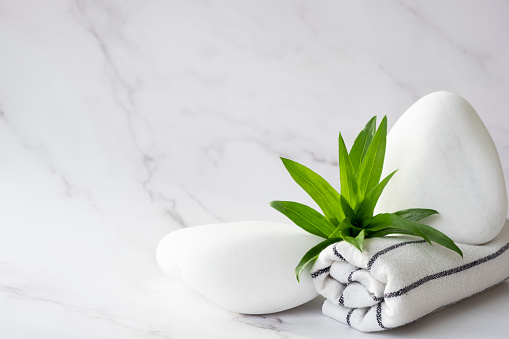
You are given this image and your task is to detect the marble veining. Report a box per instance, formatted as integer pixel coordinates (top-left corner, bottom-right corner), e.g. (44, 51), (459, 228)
(1, 0), (509, 338)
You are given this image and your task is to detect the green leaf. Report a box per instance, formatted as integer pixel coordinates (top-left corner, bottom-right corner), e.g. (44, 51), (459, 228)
(328, 217), (352, 239)
(350, 116), (377, 173)
(295, 238), (341, 282)
(367, 227), (409, 238)
(394, 208), (439, 222)
(367, 220), (463, 257)
(341, 228), (365, 252)
(355, 169), (397, 220)
(357, 116), (387, 197)
(270, 201), (335, 238)
(338, 133), (360, 208)
(413, 223), (463, 257)
(271, 115), (462, 268)
(280, 158), (344, 226)
(340, 195), (356, 222)
(364, 213), (431, 243)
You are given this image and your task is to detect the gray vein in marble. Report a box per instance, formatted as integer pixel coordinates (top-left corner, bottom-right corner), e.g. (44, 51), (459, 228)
(142, 162), (225, 226)
(233, 314), (291, 339)
(295, 4), (318, 37)
(157, 195), (188, 228)
(71, 0), (205, 225)
(177, 103), (323, 165)
(378, 65), (420, 102)
(201, 134), (279, 162)
(72, 0), (156, 187)
(174, 177), (226, 224)
(300, 148), (338, 167)
(0, 105), (100, 208)
(399, 0), (488, 70)
(184, 188), (225, 223)
(0, 284), (172, 338)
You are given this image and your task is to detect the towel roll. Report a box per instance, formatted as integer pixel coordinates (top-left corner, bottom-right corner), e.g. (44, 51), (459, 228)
(311, 219), (509, 332)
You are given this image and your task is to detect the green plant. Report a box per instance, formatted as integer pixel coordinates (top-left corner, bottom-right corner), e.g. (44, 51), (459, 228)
(270, 116), (463, 281)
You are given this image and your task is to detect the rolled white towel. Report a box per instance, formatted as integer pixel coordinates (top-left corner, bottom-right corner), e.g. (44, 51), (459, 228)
(311, 219), (509, 332)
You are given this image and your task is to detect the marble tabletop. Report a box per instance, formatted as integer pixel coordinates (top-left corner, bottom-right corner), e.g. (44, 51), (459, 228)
(1, 1), (509, 338)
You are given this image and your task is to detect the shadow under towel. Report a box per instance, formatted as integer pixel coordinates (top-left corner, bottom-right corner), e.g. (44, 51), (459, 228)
(311, 219), (509, 332)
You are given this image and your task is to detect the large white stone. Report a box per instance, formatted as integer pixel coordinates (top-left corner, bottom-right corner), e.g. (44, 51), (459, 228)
(156, 221), (323, 314)
(375, 91), (508, 244)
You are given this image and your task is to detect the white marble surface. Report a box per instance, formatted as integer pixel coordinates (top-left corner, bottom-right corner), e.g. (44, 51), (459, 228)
(1, 1), (509, 338)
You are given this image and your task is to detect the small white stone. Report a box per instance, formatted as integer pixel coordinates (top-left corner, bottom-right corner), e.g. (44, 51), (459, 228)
(376, 91), (508, 244)
(156, 221), (323, 314)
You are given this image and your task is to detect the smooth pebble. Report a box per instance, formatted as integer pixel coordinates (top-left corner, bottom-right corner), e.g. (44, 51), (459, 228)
(376, 91), (507, 244)
(157, 221), (323, 314)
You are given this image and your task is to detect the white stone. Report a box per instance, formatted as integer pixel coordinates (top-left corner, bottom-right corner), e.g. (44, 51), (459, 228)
(156, 221), (323, 314)
(375, 91), (508, 245)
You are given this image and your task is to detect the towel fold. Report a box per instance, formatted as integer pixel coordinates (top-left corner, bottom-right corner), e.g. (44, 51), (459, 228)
(311, 219), (509, 332)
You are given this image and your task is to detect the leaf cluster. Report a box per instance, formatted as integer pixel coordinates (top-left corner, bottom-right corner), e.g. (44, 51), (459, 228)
(270, 116), (463, 281)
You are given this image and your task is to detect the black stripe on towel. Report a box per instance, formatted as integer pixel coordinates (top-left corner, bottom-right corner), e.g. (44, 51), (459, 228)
(338, 294), (344, 306)
(339, 268), (362, 306)
(348, 267), (362, 283)
(401, 275), (509, 328)
(385, 242), (509, 299)
(367, 240), (427, 271)
(376, 303), (389, 329)
(311, 266), (330, 278)
(333, 244), (346, 261)
(346, 308), (355, 327)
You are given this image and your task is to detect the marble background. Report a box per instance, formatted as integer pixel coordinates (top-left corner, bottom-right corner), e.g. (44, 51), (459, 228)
(1, 1), (508, 338)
